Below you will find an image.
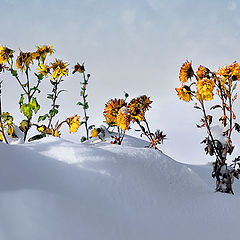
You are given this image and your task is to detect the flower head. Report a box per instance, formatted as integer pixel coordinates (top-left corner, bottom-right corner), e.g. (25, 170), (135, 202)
(230, 62), (240, 81)
(176, 85), (192, 102)
(67, 115), (80, 133)
(0, 45), (14, 64)
(197, 65), (209, 79)
(38, 63), (50, 77)
(0, 63), (7, 72)
(128, 95), (152, 122)
(179, 61), (194, 83)
(196, 78), (215, 101)
(104, 99), (126, 126)
(72, 63), (85, 74)
(34, 44), (54, 63)
(117, 106), (130, 131)
(50, 59), (68, 81)
(16, 51), (34, 71)
(91, 128), (100, 138)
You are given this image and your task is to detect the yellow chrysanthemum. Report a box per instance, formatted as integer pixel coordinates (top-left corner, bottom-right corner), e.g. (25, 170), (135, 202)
(196, 78), (215, 101)
(91, 128), (99, 138)
(104, 99), (126, 126)
(16, 51), (34, 71)
(197, 65), (209, 79)
(117, 106), (130, 131)
(38, 63), (50, 76)
(175, 86), (192, 102)
(230, 62), (240, 81)
(128, 95), (152, 122)
(34, 44), (54, 63)
(0, 45), (14, 64)
(67, 115), (80, 133)
(179, 61), (194, 83)
(50, 59), (68, 81)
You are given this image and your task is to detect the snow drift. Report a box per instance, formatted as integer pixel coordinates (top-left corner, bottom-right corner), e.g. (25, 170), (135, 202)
(0, 136), (240, 240)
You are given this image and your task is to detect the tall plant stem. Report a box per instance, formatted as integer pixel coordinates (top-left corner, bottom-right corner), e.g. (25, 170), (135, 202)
(82, 72), (89, 140)
(48, 81), (58, 128)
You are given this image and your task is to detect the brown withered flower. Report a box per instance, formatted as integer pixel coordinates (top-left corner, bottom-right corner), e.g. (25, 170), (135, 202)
(197, 65), (210, 79)
(73, 63), (85, 74)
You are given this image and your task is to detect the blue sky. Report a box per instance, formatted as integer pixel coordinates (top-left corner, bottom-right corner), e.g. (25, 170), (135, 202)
(1, 0), (240, 164)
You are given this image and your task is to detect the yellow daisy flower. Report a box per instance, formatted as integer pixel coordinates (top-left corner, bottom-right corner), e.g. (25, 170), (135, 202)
(50, 59), (68, 81)
(196, 78), (215, 101)
(67, 115), (80, 133)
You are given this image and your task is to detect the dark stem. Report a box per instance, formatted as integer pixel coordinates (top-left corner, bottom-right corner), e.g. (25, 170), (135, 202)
(0, 81), (8, 144)
(48, 81), (58, 128)
(82, 72), (89, 140)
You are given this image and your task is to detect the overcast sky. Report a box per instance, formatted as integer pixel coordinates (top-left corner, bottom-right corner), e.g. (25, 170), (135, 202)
(1, 0), (240, 164)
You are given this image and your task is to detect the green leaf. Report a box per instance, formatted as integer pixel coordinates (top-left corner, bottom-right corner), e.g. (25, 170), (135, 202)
(88, 125), (95, 130)
(28, 133), (46, 142)
(83, 103), (89, 110)
(34, 73), (44, 81)
(77, 102), (83, 106)
(20, 104), (33, 119)
(47, 94), (54, 99)
(29, 97), (40, 114)
(19, 94), (24, 106)
(38, 114), (49, 122)
(49, 109), (58, 118)
(81, 136), (87, 142)
(11, 69), (18, 77)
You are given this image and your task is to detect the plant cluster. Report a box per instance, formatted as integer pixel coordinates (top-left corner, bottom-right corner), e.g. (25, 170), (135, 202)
(176, 60), (240, 194)
(102, 95), (166, 149)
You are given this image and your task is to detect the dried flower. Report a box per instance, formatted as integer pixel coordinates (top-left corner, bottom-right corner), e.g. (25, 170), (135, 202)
(67, 115), (80, 133)
(104, 99), (126, 126)
(197, 65), (209, 79)
(34, 44), (54, 63)
(38, 63), (50, 76)
(0, 45), (14, 64)
(16, 51), (35, 71)
(196, 78), (215, 101)
(179, 61), (194, 83)
(117, 106), (130, 131)
(175, 85), (192, 102)
(73, 63), (85, 74)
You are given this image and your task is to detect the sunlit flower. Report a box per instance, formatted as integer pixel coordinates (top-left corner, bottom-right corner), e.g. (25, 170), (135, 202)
(230, 62), (240, 81)
(217, 65), (231, 77)
(72, 63), (85, 74)
(91, 128), (100, 138)
(128, 95), (152, 122)
(179, 61), (194, 83)
(50, 59), (68, 81)
(19, 120), (29, 133)
(117, 106), (130, 131)
(175, 85), (192, 102)
(38, 63), (50, 76)
(197, 65), (209, 79)
(16, 51), (34, 71)
(67, 115), (80, 133)
(7, 118), (14, 135)
(196, 78), (215, 101)
(0, 45), (14, 64)
(34, 44), (54, 63)
(104, 99), (126, 126)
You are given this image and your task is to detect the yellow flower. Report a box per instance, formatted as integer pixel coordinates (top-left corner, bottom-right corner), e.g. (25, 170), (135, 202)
(67, 115), (80, 133)
(91, 128), (99, 138)
(179, 61), (194, 83)
(50, 59), (68, 81)
(38, 63), (50, 76)
(0, 45), (14, 64)
(104, 99), (126, 126)
(196, 78), (215, 101)
(19, 120), (29, 133)
(16, 51), (34, 71)
(230, 62), (240, 81)
(0, 133), (3, 141)
(117, 106), (130, 131)
(175, 86), (192, 102)
(35, 44), (54, 63)
(197, 65), (209, 79)
(128, 95), (152, 122)
(7, 118), (14, 135)
(72, 63), (85, 74)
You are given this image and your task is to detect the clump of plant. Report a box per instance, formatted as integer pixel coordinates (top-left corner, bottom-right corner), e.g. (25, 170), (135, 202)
(72, 63), (95, 142)
(176, 60), (240, 194)
(103, 95), (166, 148)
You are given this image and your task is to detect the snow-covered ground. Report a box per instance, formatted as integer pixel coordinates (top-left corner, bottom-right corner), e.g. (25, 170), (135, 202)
(0, 135), (240, 240)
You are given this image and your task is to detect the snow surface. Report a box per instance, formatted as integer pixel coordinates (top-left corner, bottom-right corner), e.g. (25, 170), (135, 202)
(0, 135), (240, 240)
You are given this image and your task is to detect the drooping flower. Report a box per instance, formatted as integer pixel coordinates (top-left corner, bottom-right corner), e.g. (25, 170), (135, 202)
(72, 63), (85, 74)
(230, 62), (240, 81)
(175, 85), (192, 102)
(104, 99), (126, 126)
(91, 128), (100, 138)
(38, 63), (50, 76)
(16, 51), (35, 71)
(34, 44), (54, 63)
(117, 106), (130, 131)
(0, 45), (14, 64)
(67, 115), (80, 133)
(50, 59), (68, 81)
(179, 61), (194, 83)
(128, 95), (152, 122)
(196, 78), (215, 101)
(197, 65), (209, 79)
